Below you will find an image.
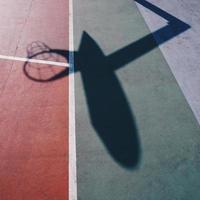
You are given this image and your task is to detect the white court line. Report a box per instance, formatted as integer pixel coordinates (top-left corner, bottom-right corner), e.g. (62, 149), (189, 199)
(68, 0), (77, 199)
(0, 54), (69, 67)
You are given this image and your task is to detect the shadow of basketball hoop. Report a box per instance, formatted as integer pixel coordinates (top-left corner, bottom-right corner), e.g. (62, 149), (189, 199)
(23, 0), (190, 169)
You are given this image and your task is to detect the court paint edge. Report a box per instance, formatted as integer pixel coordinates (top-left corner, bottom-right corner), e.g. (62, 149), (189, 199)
(68, 0), (77, 199)
(135, 1), (200, 126)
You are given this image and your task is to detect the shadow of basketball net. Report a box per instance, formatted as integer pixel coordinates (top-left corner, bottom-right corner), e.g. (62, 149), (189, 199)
(23, 41), (69, 82)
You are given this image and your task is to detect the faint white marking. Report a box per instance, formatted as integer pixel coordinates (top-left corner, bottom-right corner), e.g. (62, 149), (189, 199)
(0, 54), (69, 67)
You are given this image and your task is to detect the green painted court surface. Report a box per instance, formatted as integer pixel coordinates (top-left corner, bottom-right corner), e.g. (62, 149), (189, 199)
(74, 0), (200, 199)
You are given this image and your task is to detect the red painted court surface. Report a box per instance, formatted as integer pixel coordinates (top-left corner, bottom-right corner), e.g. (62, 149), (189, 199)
(0, 0), (69, 199)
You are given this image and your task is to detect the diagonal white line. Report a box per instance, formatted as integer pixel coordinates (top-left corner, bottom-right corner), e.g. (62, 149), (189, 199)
(0, 54), (69, 67)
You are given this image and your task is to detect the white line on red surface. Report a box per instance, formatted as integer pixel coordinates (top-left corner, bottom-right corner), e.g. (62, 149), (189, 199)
(0, 54), (69, 67)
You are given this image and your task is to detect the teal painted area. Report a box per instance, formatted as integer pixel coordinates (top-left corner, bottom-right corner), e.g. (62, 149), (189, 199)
(74, 0), (200, 199)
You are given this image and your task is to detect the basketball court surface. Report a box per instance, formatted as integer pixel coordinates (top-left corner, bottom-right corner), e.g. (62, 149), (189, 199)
(0, 0), (200, 200)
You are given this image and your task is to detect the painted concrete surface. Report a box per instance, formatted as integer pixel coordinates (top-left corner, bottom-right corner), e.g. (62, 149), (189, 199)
(0, 1), (69, 199)
(0, 0), (68, 58)
(136, 0), (200, 124)
(74, 0), (200, 199)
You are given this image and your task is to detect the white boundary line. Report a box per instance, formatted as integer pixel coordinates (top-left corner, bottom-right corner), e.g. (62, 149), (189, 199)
(0, 54), (69, 67)
(69, 0), (77, 199)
